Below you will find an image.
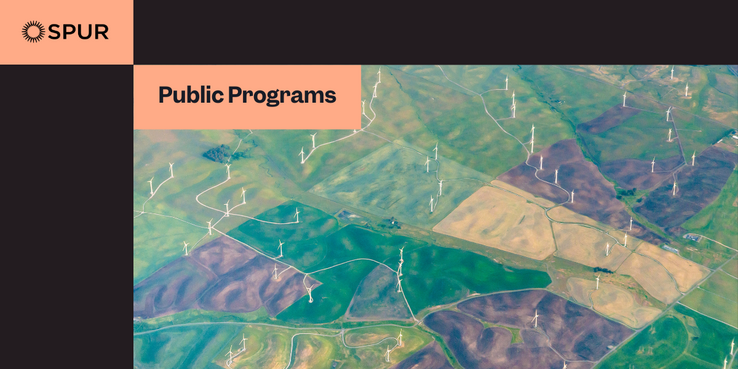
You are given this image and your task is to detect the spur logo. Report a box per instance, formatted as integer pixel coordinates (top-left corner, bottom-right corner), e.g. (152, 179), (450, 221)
(22, 21), (109, 43)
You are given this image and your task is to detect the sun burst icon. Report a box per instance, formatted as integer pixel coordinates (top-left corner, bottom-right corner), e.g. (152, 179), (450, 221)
(22, 21), (45, 43)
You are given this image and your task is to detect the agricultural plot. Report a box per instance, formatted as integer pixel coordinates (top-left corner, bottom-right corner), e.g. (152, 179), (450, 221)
(566, 278), (661, 328)
(597, 304), (738, 369)
(681, 287), (738, 329)
(390, 341), (453, 369)
(552, 223), (631, 270)
(402, 246), (551, 314)
(433, 185), (556, 260)
(309, 141), (494, 230)
(724, 259), (738, 278)
(498, 139), (664, 245)
(681, 168), (738, 245)
(634, 146), (738, 229)
(134, 324), (244, 369)
(616, 253), (681, 304)
(347, 265), (412, 321)
(133, 236), (313, 319)
(634, 242), (710, 292)
(600, 155), (683, 191)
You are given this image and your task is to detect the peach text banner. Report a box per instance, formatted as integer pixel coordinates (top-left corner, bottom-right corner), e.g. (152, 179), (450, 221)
(0, 0), (132, 64)
(134, 65), (362, 130)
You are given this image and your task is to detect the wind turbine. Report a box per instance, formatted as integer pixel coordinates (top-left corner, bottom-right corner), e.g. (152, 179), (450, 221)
(531, 309), (540, 328)
(225, 345), (233, 364)
(673, 179), (678, 196)
(400, 246), (404, 263)
(433, 142), (438, 160)
(429, 195), (435, 213)
(362, 100), (365, 115)
(563, 361), (567, 369)
(225, 164), (231, 180)
(277, 240), (284, 258)
(398, 329), (403, 346)
(240, 334), (247, 352)
(294, 208), (300, 223)
(377, 67), (381, 83)
(385, 345), (391, 363)
(505, 75), (509, 90)
(397, 261), (403, 277)
(630, 217), (633, 231)
(207, 219), (213, 235)
(685, 83), (689, 97)
(623, 91), (627, 107)
(671, 66), (674, 80)
(731, 337), (734, 355)
(667, 128), (673, 142)
(169, 162), (174, 178)
(306, 284), (315, 303)
(652, 157), (656, 173)
(273, 263), (278, 280)
(512, 90), (515, 106)
(724, 356), (727, 369)
(666, 106), (671, 122)
(425, 156), (430, 172)
(310, 133), (317, 150)
(571, 190), (575, 204)
(299, 147), (305, 164)
(438, 179), (443, 196)
(606, 243), (611, 257)
(596, 274), (600, 290)
(555, 169), (558, 184)
(183, 241), (189, 256)
(224, 200), (230, 217)
(373, 84), (377, 98)
(531, 124), (535, 143)
(540, 155), (543, 171)
(396, 276), (403, 293)
(624, 233), (628, 248)
(511, 101), (516, 118)
(691, 151), (696, 166)
(148, 177), (154, 197)
(241, 187), (246, 204)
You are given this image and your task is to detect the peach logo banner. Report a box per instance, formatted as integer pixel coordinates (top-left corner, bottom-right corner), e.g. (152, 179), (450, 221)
(134, 65), (361, 129)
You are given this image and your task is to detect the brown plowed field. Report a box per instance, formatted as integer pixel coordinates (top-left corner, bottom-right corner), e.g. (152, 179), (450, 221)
(133, 236), (315, 319)
(576, 104), (640, 135)
(600, 155), (684, 190)
(390, 341), (453, 369)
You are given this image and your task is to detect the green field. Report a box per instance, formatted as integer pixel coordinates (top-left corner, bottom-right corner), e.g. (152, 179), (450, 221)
(682, 169), (738, 245)
(310, 142), (493, 230)
(403, 246), (552, 313)
(724, 259), (738, 278)
(681, 287), (738, 328)
(596, 304), (738, 369)
(701, 270), (738, 303)
(134, 324), (243, 369)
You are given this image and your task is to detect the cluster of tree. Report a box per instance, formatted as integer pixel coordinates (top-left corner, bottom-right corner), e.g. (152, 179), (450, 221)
(203, 144), (231, 163)
(378, 216), (401, 229)
(593, 267), (614, 274)
(616, 187), (637, 200)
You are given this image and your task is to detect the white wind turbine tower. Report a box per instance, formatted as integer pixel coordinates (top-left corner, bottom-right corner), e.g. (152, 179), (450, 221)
(294, 208), (300, 223)
(183, 241), (189, 256)
(400, 246), (404, 263)
(397, 260), (403, 277)
(429, 195), (435, 213)
(277, 240), (284, 258)
(512, 90), (515, 106)
(298, 147), (305, 164)
(691, 151), (696, 166)
(623, 92), (627, 107)
(624, 233), (628, 247)
(240, 334), (247, 352)
(433, 142), (438, 160)
(207, 219), (213, 235)
(273, 263), (278, 280)
(731, 337), (734, 355)
(606, 243), (611, 257)
(673, 179), (678, 196)
(396, 277), (403, 293)
(540, 155), (543, 171)
(555, 169), (559, 184)
(241, 187), (246, 204)
(306, 284), (315, 303)
(596, 274), (600, 290)
(667, 128), (673, 142)
(425, 156), (430, 173)
(671, 66), (674, 80)
(571, 190), (575, 204)
(385, 345), (391, 363)
(630, 217), (633, 231)
(438, 180), (443, 196)
(531, 309), (540, 328)
(225, 164), (231, 180)
(505, 75), (509, 90)
(530, 124), (535, 153)
(225, 345), (233, 364)
(148, 177), (154, 197)
(685, 83), (689, 97)
(397, 329), (403, 346)
(652, 157), (656, 173)
(377, 67), (381, 83)
(362, 100), (365, 115)
(724, 357), (727, 369)
(666, 107), (672, 122)
(373, 83), (378, 98)
(310, 133), (317, 150)
(511, 101), (516, 118)
(224, 200), (230, 217)
(563, 361), (567, 369)
(169, 162), (174, 178)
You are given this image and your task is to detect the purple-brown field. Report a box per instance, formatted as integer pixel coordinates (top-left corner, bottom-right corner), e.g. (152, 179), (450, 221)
(423, 290), (632, 368)
(576, 104), (640, 135)
(390, 341), (453, 369)
(497, 139), (666, 245)
(634, 146), (738, 229)
(133, 236), (315, 319)
(600, 155), (684, 190)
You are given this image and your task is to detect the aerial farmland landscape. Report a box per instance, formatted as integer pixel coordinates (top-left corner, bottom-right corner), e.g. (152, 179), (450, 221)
(134, 65), (738, 368)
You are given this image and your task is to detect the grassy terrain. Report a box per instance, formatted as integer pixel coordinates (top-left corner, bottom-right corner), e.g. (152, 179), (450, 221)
(700, 270), (738, 304)
(681, 288), (738, 328)
(681, 169), (738, 245)
(724, 259), (738, 278)
(134, 324), (243, 369)
(595, 304), (738, 369)
(310, 141), (493, 230)
(403, 246), (552, 314)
